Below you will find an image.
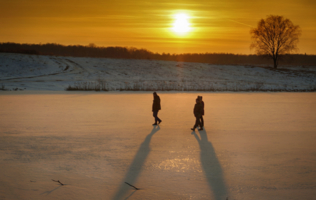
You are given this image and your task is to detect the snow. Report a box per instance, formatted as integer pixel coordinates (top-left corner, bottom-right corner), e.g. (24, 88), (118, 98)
(0, 92), (316, 200)
(0, 53), (315, 91)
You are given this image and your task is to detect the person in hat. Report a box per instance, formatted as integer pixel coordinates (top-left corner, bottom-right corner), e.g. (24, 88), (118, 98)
(152, 92), (162, 125)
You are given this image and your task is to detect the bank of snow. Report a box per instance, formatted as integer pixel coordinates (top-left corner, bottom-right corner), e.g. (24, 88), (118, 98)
(0, 53), (315, 91)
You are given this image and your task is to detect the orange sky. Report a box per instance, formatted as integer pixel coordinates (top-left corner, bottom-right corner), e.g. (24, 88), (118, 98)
(0, 0), (315, 54)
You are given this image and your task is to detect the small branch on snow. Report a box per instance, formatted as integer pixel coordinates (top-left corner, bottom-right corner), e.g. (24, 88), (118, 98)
(52, 179), (64, 186)
(125, 182), (139, 190)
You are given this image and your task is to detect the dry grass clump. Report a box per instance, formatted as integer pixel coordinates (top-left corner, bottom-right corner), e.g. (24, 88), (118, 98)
(66, 79), (108, 91)
(0, 84), (7, 90)
(65, 80), (316, 92)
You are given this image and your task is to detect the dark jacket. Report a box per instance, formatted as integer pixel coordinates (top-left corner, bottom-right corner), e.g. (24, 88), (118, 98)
(194, 102), (203, 117)
(201, 101), (205, 116)
(152, 95), (161, 112)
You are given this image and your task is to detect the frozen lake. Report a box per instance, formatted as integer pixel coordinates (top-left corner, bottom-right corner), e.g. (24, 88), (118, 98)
(0, 92), (316, 200)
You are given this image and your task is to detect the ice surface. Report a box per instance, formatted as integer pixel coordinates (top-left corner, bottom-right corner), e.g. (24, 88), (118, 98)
(0, 92), (316, 200)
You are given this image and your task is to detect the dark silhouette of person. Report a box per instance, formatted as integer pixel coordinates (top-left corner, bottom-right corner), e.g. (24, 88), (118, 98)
(198, 96), (204, 130)
(191, 98), (203, 131)
(152, 92), (162, 125)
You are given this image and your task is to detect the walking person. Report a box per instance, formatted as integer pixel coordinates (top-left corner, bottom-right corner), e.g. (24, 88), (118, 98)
(198, 96), (204, 130)
(191, 98), (203, 131)
(152, 92), (162, 125)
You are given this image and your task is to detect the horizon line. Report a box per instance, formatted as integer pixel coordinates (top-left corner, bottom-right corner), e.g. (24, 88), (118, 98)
(0, 41), (315, 56)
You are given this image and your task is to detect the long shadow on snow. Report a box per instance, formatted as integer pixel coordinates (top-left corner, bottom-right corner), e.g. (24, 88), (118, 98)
(192, 129), (228, 200)
(112, 126), (160, 200)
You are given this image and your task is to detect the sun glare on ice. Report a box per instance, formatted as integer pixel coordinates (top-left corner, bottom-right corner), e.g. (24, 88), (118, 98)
(172, 13), (192, 35)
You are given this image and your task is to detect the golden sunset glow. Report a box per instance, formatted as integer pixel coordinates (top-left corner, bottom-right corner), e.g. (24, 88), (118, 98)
(172, 13), (192, 35)
(0, 0), (315, 54)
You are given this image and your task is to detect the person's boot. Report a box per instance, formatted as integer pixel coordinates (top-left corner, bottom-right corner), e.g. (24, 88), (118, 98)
(158, 120), (162, 124)
(153, 123), (157, 125)
(198, 127), (203, 131)
(191, 127), (195, 131)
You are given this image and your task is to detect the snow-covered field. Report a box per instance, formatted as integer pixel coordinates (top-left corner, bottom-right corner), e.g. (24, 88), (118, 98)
(0, 53), (315, 91)
(1, 92), (316, 200)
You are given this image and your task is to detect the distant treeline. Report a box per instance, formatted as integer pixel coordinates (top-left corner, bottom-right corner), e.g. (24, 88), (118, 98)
(1, 42), (315, 66)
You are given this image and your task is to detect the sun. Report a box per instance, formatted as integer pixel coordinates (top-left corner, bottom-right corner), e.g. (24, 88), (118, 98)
(172, 13), (192, 35)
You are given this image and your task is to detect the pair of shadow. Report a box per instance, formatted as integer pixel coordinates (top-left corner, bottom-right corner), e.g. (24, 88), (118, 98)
(112, 126), (227, 200)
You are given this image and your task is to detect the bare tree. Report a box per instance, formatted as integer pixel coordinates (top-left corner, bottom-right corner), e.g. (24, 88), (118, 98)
(250, 15), (301, 68)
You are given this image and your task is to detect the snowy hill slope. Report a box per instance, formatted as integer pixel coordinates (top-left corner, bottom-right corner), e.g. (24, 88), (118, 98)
(0, 53), (315, 91)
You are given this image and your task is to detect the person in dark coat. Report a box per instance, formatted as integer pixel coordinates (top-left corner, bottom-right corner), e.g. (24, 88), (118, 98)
(152, 92), (162, 125)
(191, 98), (203, 131)
(198, 96), (204, 130)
